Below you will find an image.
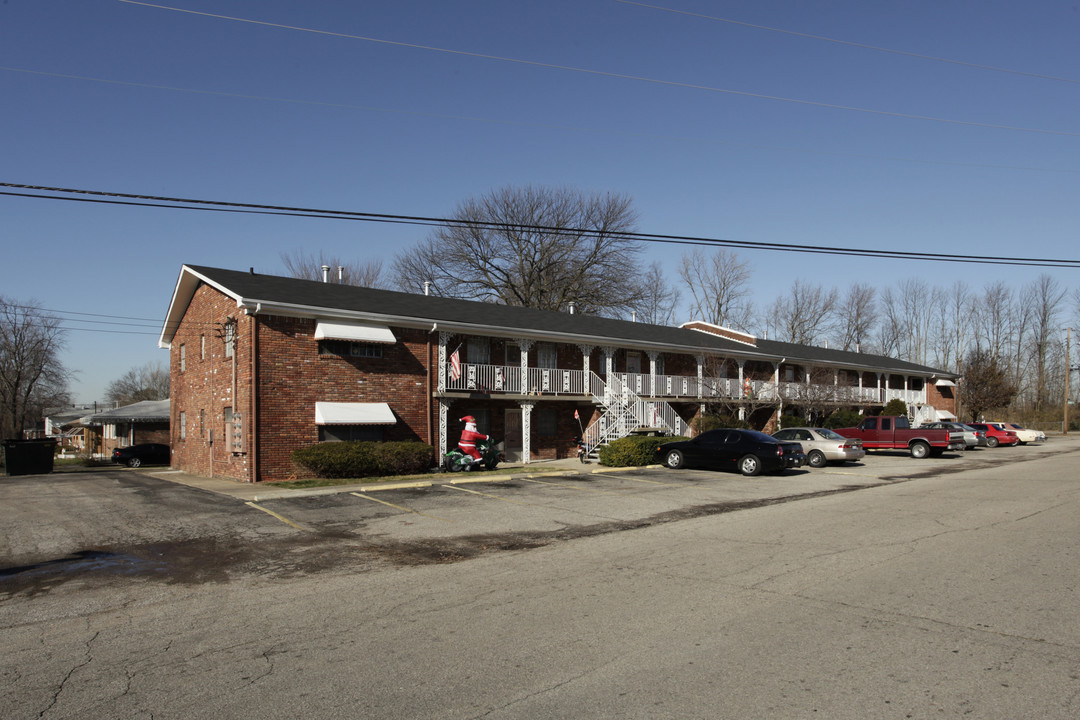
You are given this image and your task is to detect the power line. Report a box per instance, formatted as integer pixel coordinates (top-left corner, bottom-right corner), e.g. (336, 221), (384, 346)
(616, 1), (1080, 84)
(113, 0), (1079, 137)
(3, 65), (1073, 176)
(4, 182), (1080, 270)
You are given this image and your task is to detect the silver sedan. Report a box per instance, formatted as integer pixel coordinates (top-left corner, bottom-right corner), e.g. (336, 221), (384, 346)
(772, 427), (866, 468)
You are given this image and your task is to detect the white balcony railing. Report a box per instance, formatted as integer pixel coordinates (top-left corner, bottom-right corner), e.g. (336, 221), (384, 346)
(443, 362), (925, 405)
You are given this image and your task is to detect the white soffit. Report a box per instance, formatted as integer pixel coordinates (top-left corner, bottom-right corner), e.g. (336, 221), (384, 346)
(315, 402), (397, 426)
(314, 321), (396, 344)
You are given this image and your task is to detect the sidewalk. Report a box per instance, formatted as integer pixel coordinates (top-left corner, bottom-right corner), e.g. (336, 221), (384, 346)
(146, 457), (602, 502)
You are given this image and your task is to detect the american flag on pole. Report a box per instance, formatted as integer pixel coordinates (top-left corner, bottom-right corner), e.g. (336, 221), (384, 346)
(449, 347), (461, 381)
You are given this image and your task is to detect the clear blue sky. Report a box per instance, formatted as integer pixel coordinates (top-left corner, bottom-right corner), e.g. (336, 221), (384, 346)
(2, 0), (1078, 403)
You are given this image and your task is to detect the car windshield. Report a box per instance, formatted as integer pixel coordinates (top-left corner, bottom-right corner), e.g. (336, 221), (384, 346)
(814, 428), (845, 440)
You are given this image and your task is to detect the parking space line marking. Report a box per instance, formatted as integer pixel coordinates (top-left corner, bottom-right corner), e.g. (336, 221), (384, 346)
(349, 492), (454, 522)
(444, 483), (543, 507)
(521, 477), (614, 493)
(602, 474), (682, 486)
(244, 501), (310, 531)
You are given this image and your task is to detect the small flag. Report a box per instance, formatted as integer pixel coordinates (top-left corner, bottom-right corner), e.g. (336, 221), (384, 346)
(574, 409), (580, 420)
(449, 348), (461, 381)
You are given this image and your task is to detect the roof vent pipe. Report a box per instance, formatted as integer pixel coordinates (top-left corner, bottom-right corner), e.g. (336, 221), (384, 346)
(632, 310), (637, 322)
(424, 281), (431, 296)
(321, 265), (330, 283)
(568, 301), (575, 315)
(337, 266), (344, 284)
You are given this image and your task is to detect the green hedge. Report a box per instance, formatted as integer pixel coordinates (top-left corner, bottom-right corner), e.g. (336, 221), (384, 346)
(599, 435), (689, 467)
(291, 441), (434, 479)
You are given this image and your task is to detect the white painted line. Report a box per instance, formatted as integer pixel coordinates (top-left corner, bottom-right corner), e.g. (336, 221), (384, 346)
(349, 492), (453, 522)
(244, 501), (310, 531)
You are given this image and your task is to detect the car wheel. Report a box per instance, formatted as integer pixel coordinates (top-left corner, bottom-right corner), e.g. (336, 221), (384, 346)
(986, 436), (999, 448)
(910, 441), (930, 459)
(738, 454), (762, 476)
(665, 450), (684, 469)
(807, 450), (827, 468)
(128, 457), (142, 468)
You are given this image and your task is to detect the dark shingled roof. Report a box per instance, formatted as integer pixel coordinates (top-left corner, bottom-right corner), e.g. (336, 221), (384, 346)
(169, 265), (955, 379)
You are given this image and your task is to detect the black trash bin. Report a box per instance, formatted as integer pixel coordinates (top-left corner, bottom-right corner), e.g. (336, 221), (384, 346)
(3, 438), (59, 476)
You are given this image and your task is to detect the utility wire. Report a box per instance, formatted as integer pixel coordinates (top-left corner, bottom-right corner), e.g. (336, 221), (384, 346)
(114, 0), (1079, 137)
(616, 1), (1080, 84)
(4, 182), (1080, 270)
(2, 65), (1073, 176)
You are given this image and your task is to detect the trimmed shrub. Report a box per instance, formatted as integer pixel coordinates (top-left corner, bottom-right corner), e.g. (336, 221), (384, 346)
(599, 435), (689, 467)
(882, 398), (908, 417)
(778, 414), (804, 430)
(692, 413), (749, 433)
(292, 441), (433, 479)
(823, 409), (863, 429)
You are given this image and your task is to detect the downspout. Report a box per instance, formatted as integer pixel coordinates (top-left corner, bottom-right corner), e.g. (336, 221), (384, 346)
(244, 304), (261, 483)
(426, 323), (437, 448)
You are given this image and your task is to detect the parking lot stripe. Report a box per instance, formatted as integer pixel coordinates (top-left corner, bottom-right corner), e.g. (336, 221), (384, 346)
(244, 501), (310, 531)
(349, 492), (454, 522)
(601, 474), (681, 486)
(444, 483), (544, 507)
(522, 477), (616, 494)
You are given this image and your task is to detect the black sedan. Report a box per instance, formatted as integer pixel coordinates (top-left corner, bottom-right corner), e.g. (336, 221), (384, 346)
(111, 443), (171, 468)
(659, 429), (806, 476)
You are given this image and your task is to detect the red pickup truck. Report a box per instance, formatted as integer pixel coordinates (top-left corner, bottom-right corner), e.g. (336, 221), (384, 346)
(835, 416), (966, 458)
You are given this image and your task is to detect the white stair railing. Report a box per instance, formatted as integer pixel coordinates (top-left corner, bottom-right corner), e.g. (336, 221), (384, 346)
(582, 372), (690, 456)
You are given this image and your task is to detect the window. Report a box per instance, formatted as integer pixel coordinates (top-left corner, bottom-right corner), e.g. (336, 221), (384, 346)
(538, 343), (557, 369)
(318, 425), (384, 442)
(201, 334), (206, 360)
(179, 411), (187, 440)
(224, 320), (236, 358)
(464, 408), (491, 434)
(179, 344), (186, 372)
(625, 351), (641, 374)
(318, 340), (383, 358)
(467, 338), (491, 365)
(536, 408), (557, 436)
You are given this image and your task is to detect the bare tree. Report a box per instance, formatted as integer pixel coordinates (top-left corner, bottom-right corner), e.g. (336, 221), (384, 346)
(631, 261), (680, 325)
(1022, 274), (1066, 411)
(961, 348), (1018, 422)
(678, 248), (754, 331)
(975, 281), (1015, 366)
(875, 287), (905, 358)
(392, 185), (645, 315)
(765, 280), (838, 345)
(281, 250), (386, 289)
(932, 281), (972, 372)
(835, 283), (877, 351)
(0, 297), (72, 440)
(105, 361), (170, 406)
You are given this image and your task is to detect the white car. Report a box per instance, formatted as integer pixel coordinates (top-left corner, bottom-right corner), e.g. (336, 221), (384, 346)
(1002, 423), (1044, 444)
(772, 427), (865, 468)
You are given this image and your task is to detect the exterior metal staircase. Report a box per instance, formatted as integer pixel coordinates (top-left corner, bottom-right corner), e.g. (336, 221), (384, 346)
(581, 372), (690, 459)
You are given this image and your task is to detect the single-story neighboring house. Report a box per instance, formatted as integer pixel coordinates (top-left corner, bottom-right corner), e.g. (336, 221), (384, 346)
(79, 399), (171, 457)
(160, 265), (959, 482)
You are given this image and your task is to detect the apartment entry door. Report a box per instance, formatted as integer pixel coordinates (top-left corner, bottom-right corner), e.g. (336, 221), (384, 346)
(504, 409), (523, 463)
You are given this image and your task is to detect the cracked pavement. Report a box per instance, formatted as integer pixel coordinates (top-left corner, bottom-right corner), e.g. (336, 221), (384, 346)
(2, 438), (1080, 718)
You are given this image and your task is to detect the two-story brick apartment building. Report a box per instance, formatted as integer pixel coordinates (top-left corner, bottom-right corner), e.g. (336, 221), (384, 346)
(160, 265), (958, 482)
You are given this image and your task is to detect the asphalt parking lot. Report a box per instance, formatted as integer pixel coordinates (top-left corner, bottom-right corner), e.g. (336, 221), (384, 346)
(2, 437), (1076, 587)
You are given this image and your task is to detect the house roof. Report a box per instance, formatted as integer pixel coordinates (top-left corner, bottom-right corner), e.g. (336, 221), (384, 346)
(160, 264), (956, 379)
(81, 399), (171, 425)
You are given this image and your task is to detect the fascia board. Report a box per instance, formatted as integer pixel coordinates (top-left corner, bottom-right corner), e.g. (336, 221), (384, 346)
(158, 265), (245, 348)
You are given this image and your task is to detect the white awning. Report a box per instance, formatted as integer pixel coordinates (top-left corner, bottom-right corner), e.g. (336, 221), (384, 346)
(936, 409), (958, 420)
(315, 402), (396, 425)
(934, 378), (957, 387)
(314, 321), (396, 344)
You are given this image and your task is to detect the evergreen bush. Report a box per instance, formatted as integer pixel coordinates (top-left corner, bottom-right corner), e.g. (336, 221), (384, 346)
(823, 409), (863, 429)
(291, 441), (433, 479)
(598, 435), (688, 467)
(882, 398), (908, 417)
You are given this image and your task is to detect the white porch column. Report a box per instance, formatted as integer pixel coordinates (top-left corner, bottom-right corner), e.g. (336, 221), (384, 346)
(877, 373), (884, 403)
(696, 354), (704, 399)
(647, 350), (660, 397)
(518, 339), (534, 394)
(520, 401), (534, 464)
(577, 344), (593, 388)
(438, 399), (450, 457)
(773, 361), (781, 400)
(602, 346), (616, 402)
(437, 331), (451, 392)
(738, 360), (746, 398)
